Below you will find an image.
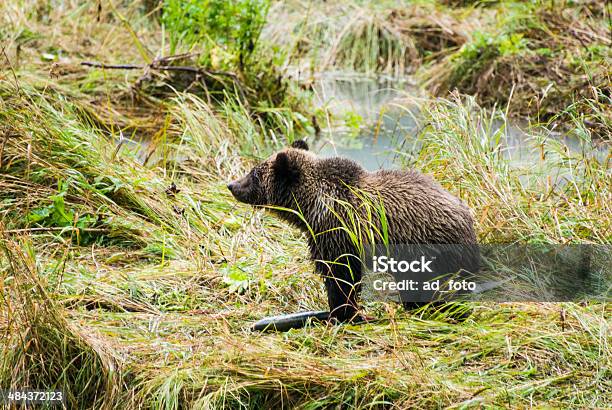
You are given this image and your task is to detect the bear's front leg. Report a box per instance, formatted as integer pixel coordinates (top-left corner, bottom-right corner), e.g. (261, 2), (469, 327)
(316, 259), (363, 323)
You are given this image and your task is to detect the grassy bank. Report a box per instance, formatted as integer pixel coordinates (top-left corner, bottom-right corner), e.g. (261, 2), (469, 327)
(1, 0), (610, 408)
(266, 0), (611, 138)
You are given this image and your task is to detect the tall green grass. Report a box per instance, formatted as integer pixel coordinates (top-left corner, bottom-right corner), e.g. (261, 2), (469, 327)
(265, 0), (611, 137)
(408, 94), (610, 243)
(264, 0), (470, 77)
(1, 76), (609, 407)
(0, 236), (121, 409)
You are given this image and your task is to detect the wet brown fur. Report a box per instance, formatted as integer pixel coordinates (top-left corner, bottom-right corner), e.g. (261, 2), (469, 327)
(228, 141), (476, 322)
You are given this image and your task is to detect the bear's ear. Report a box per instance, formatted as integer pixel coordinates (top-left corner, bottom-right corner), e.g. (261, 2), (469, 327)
(290, 139), (309, 151)
(273, 152), (300, 182)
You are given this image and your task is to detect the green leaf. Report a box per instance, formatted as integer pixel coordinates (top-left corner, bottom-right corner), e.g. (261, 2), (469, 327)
(27, 206), (52, 223)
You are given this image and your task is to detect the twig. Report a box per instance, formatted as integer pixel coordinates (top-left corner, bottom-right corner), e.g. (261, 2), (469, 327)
(80, 61), (240, 79)
(1, 46), (22, 95)
(157, 52), (202, 63)
(81, 60), (249, 106)
(81, 61), (142, 70)
(157, 65), (239, 78)
(0, 129), (8, 169)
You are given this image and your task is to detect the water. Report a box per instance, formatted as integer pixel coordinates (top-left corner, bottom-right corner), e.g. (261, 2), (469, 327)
(120, 71), (609, 177)
(312, 73), (418, 170)
(311, 73), (610, 174)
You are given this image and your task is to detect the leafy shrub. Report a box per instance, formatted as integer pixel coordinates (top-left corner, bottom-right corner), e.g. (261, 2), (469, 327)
(162, 0), (271, 69)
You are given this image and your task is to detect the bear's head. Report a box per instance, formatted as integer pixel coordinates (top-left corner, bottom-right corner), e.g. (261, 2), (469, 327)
(227, 140), (313, 209)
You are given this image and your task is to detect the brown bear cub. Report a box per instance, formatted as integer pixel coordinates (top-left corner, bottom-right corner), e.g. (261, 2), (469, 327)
(228, 140), (476, 323)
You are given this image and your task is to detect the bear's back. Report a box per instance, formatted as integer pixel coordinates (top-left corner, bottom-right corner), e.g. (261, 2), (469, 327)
(360, 169), (476, 245)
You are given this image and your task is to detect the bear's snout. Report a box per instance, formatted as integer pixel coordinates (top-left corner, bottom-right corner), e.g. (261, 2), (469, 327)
(227, 180), (241, 198)
(227, 175), (254, 204)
